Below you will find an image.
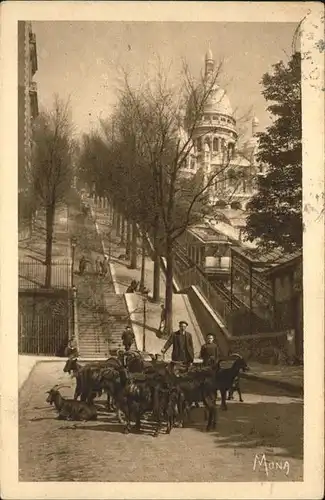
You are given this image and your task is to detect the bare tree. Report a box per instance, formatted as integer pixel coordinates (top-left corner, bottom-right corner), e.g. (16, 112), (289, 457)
(78, 59), (251, 333)
(31, 95), (74, 287)
(118, 61), (244, 334)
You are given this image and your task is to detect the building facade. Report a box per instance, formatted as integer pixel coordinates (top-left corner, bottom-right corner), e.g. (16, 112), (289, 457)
(18, 21), (39, 194)
(180, 48), (265, 211)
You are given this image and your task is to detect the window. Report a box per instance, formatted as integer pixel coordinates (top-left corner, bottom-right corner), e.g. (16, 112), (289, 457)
(213, 115), (217, 121)
(230, 201), (242, 210)
(213, 138), (219, 152)
(228, 143), (235, 159)
(228, 168), (237, 186)
(197, 138), (202, 152)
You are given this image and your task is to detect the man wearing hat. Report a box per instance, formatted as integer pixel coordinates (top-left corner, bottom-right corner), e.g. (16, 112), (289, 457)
(121, 325), (135, 352)
(161, 320), (194, 365)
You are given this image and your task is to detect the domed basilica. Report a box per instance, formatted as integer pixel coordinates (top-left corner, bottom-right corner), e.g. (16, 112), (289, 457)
(180, 48), (265, 211)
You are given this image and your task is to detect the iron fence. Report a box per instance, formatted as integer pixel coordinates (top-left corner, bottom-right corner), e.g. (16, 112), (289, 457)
(18, 314), (68, 355)
(19, 259), (71, 289)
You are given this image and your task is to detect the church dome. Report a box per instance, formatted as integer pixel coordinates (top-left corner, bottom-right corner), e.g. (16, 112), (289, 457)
(186, 48), (236, 137)
(203, 85), (233, 116)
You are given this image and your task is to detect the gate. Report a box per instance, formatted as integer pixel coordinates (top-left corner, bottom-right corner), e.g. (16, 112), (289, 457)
(18, 314), (68, 355)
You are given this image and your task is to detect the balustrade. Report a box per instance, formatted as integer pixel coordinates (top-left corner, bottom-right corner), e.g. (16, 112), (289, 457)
(173, 255), (231, 322)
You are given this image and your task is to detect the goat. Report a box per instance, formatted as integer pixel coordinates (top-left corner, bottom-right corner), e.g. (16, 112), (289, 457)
(63, 358), (102, 402)
(215, 354), (249, 410)
(227, 374), (244, 402)
(155, 383), (182, 434)
(173, 367), (219, 431)
(63, 357), (122, 410)
(97, 366), (124, 423)
(114, 367), (172, 437)
(45, 384), (97, 421)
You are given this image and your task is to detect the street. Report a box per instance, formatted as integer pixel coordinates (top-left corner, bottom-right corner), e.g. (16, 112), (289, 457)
(19, 362), (303, 482)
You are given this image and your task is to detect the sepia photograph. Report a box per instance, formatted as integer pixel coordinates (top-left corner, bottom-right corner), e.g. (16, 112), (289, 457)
(1, 2), (324, 499)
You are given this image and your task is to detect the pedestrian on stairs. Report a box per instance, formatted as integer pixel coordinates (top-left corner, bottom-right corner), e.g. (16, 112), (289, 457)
(158, 304), (166, 332)
(122, 325), (135, 352)
(95, 256), (101, 276)
(101, 255), (108, 277)
(79, 255), (88, 275)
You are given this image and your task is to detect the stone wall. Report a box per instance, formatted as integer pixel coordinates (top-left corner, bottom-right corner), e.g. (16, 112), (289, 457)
(187, 285), (298, 365)
(229, 332), (288, 364)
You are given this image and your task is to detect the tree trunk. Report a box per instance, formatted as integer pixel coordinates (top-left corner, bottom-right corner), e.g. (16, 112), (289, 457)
(126, 220), (131, 258)
(120, 214), (125, 244)
(45, 204), (55, 288)
(112, 206), (116, 228)
(140, 234), (146, 290)
(164, 237), (173, 335)
(130, 220), (138, 269)
(153, 215), (160, 302)
(28, 209), (34, 238)
(116, 212), (121, 237)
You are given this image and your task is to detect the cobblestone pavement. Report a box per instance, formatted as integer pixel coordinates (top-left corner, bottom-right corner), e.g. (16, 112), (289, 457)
(19, 362), (303, 482)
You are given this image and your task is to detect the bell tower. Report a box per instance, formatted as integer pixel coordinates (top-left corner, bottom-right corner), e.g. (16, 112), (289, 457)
(205, 46), (214, 78)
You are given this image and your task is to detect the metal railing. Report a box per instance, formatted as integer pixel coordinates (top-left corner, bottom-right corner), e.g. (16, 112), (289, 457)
(19, 260), (71, 289)
(18, 314), (68, 355)
(173, 256), (232, 323)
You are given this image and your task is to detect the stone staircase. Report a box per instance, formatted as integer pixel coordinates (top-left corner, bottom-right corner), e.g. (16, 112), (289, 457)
(76, 277), (130, 357)
(76, 276), (107, 357)
(70, 207), (131, 358)
(102, 294), (130, 353)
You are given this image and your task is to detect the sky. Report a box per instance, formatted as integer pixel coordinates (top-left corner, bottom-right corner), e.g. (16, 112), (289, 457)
(32, 21), (298, 139)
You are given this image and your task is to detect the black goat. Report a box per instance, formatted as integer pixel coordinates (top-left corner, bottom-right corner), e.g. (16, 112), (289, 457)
(63, 357), (121, 409)
(227, 374), (244, 402)
(46, 384), (97, 421)
(114, 367), (175, 437)
(215, 354), (249, 410)
(173, 366), (219, 432)
(156, 384), (182, 434)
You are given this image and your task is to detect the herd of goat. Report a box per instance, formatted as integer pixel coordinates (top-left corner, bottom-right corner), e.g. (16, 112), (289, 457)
(45, 352), (250, 436)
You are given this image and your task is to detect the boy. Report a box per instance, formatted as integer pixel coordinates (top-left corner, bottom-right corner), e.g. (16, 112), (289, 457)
(200, 334), (219, 366)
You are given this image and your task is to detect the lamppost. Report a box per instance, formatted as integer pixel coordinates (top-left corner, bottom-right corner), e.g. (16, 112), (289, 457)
(71, 237), (77, 288)
(142, 293), (148, 352)
(107, 223), (112, 261)
(71, 285), (77, 341)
